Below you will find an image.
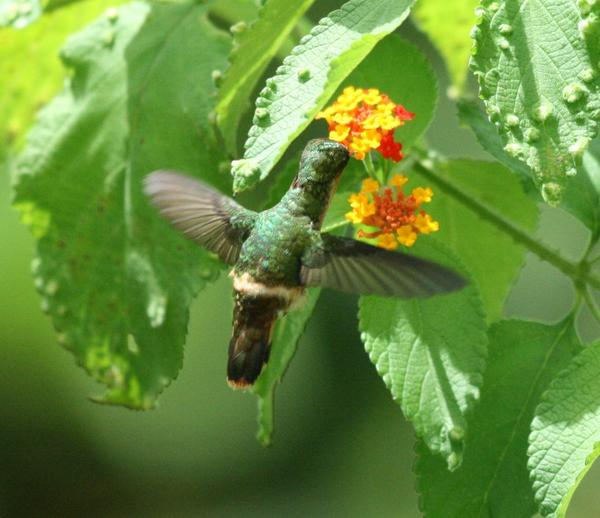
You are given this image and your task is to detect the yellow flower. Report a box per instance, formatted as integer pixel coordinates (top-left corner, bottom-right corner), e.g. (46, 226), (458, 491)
(332, 112), (354, 125)
(414, 213), (440, 234)
(361, 129), (382, 148)
(412, 187), (433, 204)
(345, 210), (362, 224)
(346, 175), (439, 250)
(349, 192), (369, 208)
(337, 86), (363, 110)
(349, 138), (370, 158)
(361, 178), (380, 193)
(397, 225), (417, 247)
(363, 88), (382, 105)
(317, 86), (414, 162)
(379, 115), (401, 131)
(330, 124), (350, 142)
(378, 233), (398, 250)
(346, 193), (375, 223)
(389, 174), (408, 188)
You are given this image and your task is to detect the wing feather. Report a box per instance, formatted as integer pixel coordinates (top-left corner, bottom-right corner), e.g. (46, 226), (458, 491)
(144, 171), (257, 264)
(301, 235), (466, 298)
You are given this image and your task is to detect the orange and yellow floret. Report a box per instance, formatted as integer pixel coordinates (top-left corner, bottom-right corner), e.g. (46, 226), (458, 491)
(346, 174), (439, 250)
(316, 87), (414, 161)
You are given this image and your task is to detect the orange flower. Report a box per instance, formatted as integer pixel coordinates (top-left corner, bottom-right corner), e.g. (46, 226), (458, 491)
(345, 175), (439, 249)
(316, 87), (414, 162)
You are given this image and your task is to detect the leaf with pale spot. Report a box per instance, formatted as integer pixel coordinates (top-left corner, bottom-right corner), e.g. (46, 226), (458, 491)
(470, 0), (600, 205)
(13, 2), (231, 408)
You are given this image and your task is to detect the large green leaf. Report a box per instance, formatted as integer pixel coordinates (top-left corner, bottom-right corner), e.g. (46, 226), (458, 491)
(358, 240), (488, 468)
(231, 0), (415, 193)
(470, 0), (600, 205)
(413, 0), (478, 90)
(252, 289), (321, 446)
(13, 2), (231, 408)
(411, 159), (538, 322)
(215, 0), (315, 154)
(417, 318), (580, 518)
(0, 0), (121, 159)
(459, 99), (600, 239)
(529, 338), (600, 517)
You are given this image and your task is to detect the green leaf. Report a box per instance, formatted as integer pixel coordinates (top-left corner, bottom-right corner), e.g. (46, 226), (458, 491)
(470, 0), (600, 205)
(0, 0), (120, 158)
(232, 0), (415, 193)
(411, 159), (538, 322)
(413, 0), (478, 90)
(417, 318), (580, 518)
(529, 338), (600, 517)
(0, 0), (89, 28)
(457, 98), (534, 183)
(253, 289), (321, 446)
(1, 0), (41, 28)
(358, 240), (488, 468)
(13, 2), (231, 408)
(459, 98), (600, 238)
(215, 0), (316, 155)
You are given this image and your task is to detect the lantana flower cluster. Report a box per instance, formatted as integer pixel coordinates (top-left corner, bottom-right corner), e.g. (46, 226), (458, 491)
(316, 86), (414, 161)
(346, 175), (439, 250)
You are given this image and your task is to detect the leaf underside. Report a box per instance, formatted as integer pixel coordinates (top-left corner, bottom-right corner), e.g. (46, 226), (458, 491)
(470, 0), (600, 205)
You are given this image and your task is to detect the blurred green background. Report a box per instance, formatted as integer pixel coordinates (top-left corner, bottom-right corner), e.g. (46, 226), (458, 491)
(2, 1), (600, 516)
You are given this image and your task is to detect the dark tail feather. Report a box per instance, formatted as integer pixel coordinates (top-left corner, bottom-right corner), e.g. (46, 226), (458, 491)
(227, 291), (285, 389)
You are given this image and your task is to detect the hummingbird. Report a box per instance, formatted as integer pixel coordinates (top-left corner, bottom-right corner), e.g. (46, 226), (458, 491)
(144, 139), (465, 389)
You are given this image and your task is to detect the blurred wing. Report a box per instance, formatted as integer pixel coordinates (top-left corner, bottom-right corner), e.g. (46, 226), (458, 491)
(300, 235), (466, 298)
(144, 171), (257, 265)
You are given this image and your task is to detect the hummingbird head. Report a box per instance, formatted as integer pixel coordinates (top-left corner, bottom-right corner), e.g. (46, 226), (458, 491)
(296, 139), (349, 186)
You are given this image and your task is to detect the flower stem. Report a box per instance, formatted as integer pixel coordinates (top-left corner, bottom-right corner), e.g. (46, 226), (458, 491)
(413, 160), (600, 292)
(363, 153), (376, 178)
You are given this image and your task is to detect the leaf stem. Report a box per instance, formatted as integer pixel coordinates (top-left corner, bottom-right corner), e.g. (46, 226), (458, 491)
(413, 161), (600, 292)
(584, 289), (600, 326)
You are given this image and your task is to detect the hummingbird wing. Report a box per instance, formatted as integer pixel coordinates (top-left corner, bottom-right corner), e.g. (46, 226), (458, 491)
(300, 234), (466, 298)
(144, 171), (257, 265)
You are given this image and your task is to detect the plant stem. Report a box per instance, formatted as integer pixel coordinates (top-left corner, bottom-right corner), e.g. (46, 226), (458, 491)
(322, 220), (350, 234)
(413, 161), (600, 292)
(584, 288), (600, 326)
(363, 153), (379, 181)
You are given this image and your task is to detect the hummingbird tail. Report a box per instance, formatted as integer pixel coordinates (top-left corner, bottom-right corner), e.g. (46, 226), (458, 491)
(227, 290), (287, 389)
